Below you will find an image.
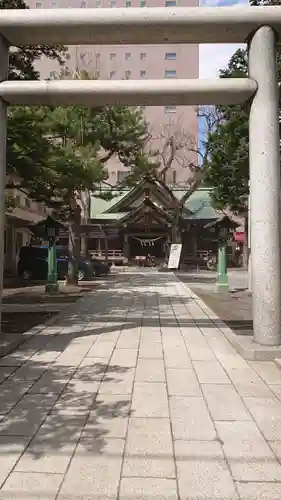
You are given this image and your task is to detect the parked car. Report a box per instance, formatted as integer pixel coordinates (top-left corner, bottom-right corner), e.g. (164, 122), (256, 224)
(17, 245), (94, 281)
(91, 258), (111, 277)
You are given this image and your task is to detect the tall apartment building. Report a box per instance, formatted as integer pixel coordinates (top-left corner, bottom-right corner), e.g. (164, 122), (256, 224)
(26, 0), (199, 186)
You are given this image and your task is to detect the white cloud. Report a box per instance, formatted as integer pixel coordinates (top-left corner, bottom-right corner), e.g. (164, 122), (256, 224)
(199, 0), (248, 78)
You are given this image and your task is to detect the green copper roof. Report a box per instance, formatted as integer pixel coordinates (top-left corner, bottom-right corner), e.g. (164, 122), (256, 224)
(184, 188), (218, 220)
(90, 185), (218, 222)
(90, 191), (129, 218)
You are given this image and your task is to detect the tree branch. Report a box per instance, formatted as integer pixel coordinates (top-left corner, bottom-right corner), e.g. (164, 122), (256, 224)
(100, 151), (114, 164)
(160, 136), (177, 178)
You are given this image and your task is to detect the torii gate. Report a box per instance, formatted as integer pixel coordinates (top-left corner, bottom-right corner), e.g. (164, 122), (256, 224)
(0, 6), (280, 346)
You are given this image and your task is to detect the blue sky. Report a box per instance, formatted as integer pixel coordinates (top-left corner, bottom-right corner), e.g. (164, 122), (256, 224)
(199, 0), (247, 78)
(200, 0), (248, 5)
(198, 0), (248, 152)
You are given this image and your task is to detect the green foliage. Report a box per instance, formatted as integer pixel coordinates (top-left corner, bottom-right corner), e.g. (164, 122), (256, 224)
(32, 104), (148, 207)
(92, 106), (148, 166)
(204, 117), (249, 212)
(8, 102), (147, 207)
(203, 48), (249, 213)
(203, 0), (281, 213)
(4, 0), (66, 207)
(9, 103), (147, 215)
(7, 107), (53, 184)
(43, 103), (148, 165)
(0, 0), (27, 5)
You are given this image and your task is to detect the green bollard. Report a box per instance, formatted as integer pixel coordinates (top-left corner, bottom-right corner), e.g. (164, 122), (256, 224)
(45, 239), (59, 294)
(217, 244), (228, 293)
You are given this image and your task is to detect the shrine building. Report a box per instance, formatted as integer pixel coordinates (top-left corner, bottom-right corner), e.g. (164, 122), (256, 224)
(84, 178), (221, 265)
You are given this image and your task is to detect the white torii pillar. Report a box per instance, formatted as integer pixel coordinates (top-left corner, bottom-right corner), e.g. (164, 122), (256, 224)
(249, 26), (281, 346)
(0, 37), (8, 331)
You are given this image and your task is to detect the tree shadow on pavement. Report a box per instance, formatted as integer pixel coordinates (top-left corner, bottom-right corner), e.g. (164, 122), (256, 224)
(0, 270), (242, 484)
(0, 355), (133, 480)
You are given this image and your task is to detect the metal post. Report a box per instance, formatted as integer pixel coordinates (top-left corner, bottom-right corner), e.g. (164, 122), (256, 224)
(248, 26), (281, 346)
(45, 240), (59, 294)
(217, 244), (228, 293)
(0, 37), (8, 336)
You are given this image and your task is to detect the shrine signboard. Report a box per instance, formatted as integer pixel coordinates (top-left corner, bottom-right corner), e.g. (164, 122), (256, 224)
(168, 243), (182, 269)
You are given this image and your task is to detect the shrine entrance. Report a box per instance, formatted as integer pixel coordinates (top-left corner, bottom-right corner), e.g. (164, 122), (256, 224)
(0, 6), (280, 347)
(129, 235), (166, 259)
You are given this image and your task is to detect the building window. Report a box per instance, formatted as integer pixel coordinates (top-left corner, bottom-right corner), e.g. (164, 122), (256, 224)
(140, 0), (146, 5)
(140, 70), (146, 77)
(25, 198), (31, 208)
(95, 70), (100, 79)
(110, 70), (116, 79)
(51, 1), (57, 7)
(165, 70), (177, 78)
(65, 53), (70, 60)
(110, 0), (116, 6)
(125, 0), (131, 5)
(140, 52), (147, 60)
(164, 105), (177, 113)
(50, 70), (56, 79)
(80, 0), (87, 6)
(125, 70), (131, 79)
(96, 52), (101, 60)
(172, 170), (177, 184)
(110, 52), (116, 60)
(165, 52), (176, 60)
(165, 0), (176, 5)
(35, 1), (42, 7)
(125, 52), (131, 60)
(95, 0), (101, 5)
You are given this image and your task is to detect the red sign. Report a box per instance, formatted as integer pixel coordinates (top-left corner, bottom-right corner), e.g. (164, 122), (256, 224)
(234, 231), (245, 243)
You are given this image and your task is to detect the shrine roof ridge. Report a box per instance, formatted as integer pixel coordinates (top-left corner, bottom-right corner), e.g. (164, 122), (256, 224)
(90, 183), (216, 222)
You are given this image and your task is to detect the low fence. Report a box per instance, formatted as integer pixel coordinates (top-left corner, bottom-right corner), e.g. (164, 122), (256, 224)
(89, 250), (127, 264)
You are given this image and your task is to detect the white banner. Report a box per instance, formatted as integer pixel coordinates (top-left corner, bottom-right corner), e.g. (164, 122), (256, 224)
(168, 243), (182, 269)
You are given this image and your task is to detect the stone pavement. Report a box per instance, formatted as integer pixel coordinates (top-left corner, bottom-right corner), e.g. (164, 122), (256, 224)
(0, 271), (281, 499)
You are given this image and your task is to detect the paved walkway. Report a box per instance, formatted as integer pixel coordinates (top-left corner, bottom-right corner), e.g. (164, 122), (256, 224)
(0, 272), (281, 499)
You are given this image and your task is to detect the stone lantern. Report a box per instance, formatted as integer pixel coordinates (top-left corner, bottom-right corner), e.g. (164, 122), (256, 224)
(31, 216), (65, 294)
